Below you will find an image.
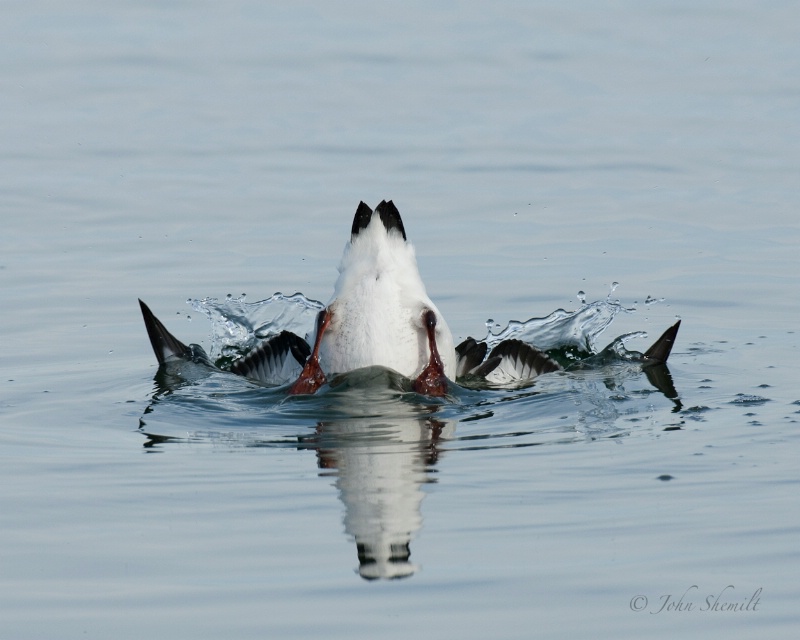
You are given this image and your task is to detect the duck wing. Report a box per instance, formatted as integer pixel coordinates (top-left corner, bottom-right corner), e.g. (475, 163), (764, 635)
(455, 337), (488, 378)
(479, 339), (563, 384)
(456, 337), (561, 385)
(230, 331), (311, 386)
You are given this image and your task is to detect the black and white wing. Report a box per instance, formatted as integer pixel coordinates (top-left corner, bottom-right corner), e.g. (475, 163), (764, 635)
(230, 331), (310, 386)
(455, 336), (562, 386)
(478, 339), (563, 385)
(455, 337), (489, 378)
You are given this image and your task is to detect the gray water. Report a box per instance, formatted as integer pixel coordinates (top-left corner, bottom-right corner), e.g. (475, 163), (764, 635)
(2, 1), (799, 638)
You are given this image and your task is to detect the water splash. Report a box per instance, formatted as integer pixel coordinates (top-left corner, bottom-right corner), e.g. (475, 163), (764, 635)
(189, 286), (655, 368)
(483, 289), (635, 355)
(189, 293), (324, 360)
(143, 286), (684, 452)
(577, 331), (651, 366)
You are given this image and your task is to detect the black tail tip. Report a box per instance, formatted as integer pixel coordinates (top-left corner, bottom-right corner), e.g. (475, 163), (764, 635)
(351, 201), (374, 237)
(350, 200), (407, 241)
(643, 319), (682, 365)
(138, 298), (191, 365)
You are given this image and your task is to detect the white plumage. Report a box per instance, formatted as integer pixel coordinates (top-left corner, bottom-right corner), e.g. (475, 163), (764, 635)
(317, 208), (456, 379)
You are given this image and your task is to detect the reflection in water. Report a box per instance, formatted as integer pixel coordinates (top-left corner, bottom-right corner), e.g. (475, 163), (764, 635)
(312, 413), (452, 580)
(141, 365), (456, 579)
(139, 356), (681, 579)
(643, 363), (680, 410)
(295, 368), (453, 579)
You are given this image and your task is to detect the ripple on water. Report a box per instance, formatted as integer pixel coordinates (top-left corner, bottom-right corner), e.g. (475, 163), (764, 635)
(729, 394), (771, 406)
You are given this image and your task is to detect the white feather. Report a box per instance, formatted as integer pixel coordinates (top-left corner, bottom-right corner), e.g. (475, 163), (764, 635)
(317, 214), (456, 379)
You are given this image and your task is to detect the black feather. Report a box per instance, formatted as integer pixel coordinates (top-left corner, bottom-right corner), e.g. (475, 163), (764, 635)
(230, 330), (310, 383)
(472, 355), (502, 377)
(643, 320), (681, 365)
(351, 201), (374, 237)
(139, 299), (192, 364)
(487, 339), (562, 378)
(455, 337), (489, 377)
(375, 200), (407, 241)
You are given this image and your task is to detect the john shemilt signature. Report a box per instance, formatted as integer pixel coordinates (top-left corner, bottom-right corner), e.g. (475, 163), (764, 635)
(629, 585), (762, 614)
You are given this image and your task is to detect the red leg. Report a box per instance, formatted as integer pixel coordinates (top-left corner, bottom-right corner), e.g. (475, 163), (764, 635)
(288, 308), (331, 395)
(413, 309), (448, 397)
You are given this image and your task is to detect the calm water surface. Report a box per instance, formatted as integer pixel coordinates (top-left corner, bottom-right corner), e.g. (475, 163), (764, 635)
(2, 2), (799, 638)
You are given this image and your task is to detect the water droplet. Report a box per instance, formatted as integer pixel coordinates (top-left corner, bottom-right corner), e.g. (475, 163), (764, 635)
(576, 291), (586, 304)
(610, 282), (619, 292)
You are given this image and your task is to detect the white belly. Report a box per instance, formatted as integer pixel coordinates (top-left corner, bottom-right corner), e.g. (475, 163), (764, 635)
(318, 286), (455, 379)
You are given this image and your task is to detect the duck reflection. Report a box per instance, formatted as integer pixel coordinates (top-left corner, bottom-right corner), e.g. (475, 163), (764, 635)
(314, 416), (450, 579)
(299, 368), (453, 580)
(139, 357), (682, 580)
(140, 365), (454, 580)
